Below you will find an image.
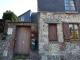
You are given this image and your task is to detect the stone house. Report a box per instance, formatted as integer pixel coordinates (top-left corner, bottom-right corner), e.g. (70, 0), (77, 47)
(1, 0), (80, 60)
(38, 0), (80, 60)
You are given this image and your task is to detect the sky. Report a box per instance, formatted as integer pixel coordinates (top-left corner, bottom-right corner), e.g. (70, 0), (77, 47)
(0, 0), (37, 19)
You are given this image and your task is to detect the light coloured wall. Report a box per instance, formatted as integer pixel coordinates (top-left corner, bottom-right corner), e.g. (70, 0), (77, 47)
(39, 12), (80, 60)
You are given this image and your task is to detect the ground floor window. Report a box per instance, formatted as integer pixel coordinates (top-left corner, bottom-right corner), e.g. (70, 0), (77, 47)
(63, 22), (80, 41)
(69, 24), (80, 40)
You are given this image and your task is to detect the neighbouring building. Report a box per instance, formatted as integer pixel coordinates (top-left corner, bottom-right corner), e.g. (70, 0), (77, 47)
(18, 10), (31, 22)
(38, 0), (80, 60)
(0, 10), (38, 60)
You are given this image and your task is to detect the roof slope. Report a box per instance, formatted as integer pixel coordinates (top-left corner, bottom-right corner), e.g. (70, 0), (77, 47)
(31, 13), (38, 22)
(38, 0), (65, 12)
(37, 0), (80, 13)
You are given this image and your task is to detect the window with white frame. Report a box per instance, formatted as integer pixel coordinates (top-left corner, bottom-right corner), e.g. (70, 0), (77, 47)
(64, 0), (77, 11)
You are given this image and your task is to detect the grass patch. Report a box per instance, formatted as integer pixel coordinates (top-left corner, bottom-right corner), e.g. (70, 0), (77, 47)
(12, 54), (29, 59)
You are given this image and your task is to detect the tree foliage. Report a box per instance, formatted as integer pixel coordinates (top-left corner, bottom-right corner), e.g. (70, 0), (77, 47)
(2, 10), (20, 22)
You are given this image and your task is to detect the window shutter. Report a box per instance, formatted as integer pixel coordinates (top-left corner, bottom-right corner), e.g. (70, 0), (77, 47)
(49, 24), (57, 41)
(63, 22), (70, 41)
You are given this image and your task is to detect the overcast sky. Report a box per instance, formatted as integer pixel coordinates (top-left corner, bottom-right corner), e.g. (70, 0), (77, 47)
(0, 0), (37, 19)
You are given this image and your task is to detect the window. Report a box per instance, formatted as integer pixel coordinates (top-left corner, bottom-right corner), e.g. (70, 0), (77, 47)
(69, 24), (80, 40)
(21, 16), (24, 21)
(49, 24), (57, 41)
(64, 0), (77, 11)
(63, 22), (80, 41)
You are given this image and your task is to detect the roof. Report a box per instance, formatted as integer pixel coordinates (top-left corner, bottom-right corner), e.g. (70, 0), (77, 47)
(38, 0), (65, 12)
(18, 10), (31, 22)
(18, 10), (31, 17)
(31, 13), (38, 22)
(18, 10), (38, 22)
(38, 0), (80, 13)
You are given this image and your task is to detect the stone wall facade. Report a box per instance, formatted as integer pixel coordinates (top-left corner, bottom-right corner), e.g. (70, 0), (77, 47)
(0, 22), (38, 60)
(39, 12), (80, 60)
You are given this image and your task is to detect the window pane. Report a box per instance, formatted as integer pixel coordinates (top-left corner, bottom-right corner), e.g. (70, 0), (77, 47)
(65, 3), (69, 6)
(69, 24), (74, 39)
(64, 0), (68, 3)
(71, 6), (75, 10)
(70, 0), (74, 3)
(69, 24), (73, 29)
(65, 7), (70, 10)
(74, 29), (79, 39)
(74, 24), (78, 29)
(70, 30), (74, 39)
(74, 24), (79, 39)
(70, 4), (75, 6)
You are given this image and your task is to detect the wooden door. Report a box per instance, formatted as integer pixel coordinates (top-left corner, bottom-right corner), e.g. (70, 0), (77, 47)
(14, 26), (31, 54)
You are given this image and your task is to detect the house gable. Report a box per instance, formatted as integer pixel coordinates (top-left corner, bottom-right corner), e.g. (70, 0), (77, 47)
(18, 10), (31, 22)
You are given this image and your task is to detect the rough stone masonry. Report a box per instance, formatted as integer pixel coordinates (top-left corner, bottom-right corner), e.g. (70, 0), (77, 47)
(39, 12), (80, 60)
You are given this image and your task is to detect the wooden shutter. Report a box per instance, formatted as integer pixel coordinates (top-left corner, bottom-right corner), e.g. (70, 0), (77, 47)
(63, 22), (70, 41)
(49, 24), (57, 41)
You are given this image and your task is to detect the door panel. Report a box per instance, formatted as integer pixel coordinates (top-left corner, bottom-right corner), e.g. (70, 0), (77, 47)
(14, 26), (31, 54)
